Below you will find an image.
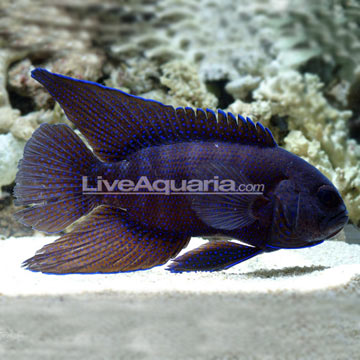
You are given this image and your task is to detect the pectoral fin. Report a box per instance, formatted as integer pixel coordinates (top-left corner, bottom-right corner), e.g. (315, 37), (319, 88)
(190, 160), (262, 230)
(167, 240), (263, 272)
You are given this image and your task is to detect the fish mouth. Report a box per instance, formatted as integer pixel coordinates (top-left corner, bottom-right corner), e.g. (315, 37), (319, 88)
(329, 210), (349, 226)
(321, 210), (348, 238)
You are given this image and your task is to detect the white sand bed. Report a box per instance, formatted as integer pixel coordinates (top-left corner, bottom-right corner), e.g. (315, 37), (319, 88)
(0, 235), (359, 360)
(0, 235), (359, 296)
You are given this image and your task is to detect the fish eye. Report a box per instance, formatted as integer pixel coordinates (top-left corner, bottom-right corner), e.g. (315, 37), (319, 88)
(316, 185), (341, 208)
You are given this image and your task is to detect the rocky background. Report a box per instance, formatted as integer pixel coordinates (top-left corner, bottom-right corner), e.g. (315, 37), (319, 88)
(0, 0), (360, 237)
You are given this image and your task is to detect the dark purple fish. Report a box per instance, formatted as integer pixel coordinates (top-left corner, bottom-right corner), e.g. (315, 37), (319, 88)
(14, 68), (348, 274)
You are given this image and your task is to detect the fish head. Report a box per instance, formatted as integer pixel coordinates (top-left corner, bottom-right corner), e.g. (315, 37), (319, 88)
(268, 159), (348, 249)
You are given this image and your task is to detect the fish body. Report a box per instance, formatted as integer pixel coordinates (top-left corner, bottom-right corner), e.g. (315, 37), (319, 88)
(97, 142), (279, 236)
(14, 69), (348, 274)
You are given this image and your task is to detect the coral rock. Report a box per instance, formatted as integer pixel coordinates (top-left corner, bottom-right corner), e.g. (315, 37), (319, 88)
(0, 133), (25, 192)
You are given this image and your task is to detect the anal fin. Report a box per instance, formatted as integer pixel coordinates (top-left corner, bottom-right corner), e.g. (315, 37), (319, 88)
(167, 240), (263, 273)
(23, 206), (190, 274)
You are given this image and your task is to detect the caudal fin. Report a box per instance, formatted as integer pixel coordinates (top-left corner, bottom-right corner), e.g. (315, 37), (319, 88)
(14, 123), (100, 233)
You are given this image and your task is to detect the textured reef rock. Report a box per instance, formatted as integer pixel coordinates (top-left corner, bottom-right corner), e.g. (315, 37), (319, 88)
(271, 0), (360, 82)
(157, 60), (218, 108)
(0, 133), (25, 189)
(0, 0), (359, 226)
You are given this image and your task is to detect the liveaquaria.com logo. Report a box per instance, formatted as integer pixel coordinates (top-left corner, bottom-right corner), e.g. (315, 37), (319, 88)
(82, 176), (264, 195)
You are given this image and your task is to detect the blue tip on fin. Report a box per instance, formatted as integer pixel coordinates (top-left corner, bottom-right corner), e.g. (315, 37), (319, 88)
(167, 240), (263, 272)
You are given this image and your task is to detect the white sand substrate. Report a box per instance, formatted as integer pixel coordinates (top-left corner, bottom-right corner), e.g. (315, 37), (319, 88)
(0, 234), (359, 360)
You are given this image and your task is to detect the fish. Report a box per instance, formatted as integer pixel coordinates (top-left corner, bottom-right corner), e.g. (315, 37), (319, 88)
(14, 68), (349, 274)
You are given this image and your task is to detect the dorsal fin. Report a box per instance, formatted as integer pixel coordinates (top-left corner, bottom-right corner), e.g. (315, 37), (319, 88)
(31, 68), (277, 162)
